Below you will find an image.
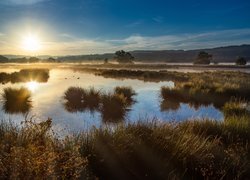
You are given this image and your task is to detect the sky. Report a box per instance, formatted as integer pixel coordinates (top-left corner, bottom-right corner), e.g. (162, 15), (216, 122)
(0, 0), (250, 55)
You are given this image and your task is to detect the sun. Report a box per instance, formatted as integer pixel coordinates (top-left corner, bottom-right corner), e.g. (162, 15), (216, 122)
(22, 34), (41, 51)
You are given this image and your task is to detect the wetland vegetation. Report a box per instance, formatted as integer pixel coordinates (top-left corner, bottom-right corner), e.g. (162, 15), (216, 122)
(0, 66), (249, 179)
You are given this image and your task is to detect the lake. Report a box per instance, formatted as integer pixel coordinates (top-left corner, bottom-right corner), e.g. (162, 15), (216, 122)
(0, 68), (223, 133)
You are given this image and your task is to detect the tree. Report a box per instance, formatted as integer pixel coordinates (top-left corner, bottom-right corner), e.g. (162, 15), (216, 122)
(235, 57), (247, 65)
(114, 50), (134, 64)
(194, 51), (212, 65)
(104, 58), (109, 64)
(0, 55), (9, 63)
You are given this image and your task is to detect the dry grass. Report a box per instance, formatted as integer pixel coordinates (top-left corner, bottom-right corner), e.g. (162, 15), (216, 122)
(0, 111), (249, 179)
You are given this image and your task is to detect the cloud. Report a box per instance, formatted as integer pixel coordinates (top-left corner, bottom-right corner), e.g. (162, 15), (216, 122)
(152, 16), (164, 23)
(1, 28), (250, 55)
(0, 0), (50, 5)
(125, 20), (144, 28)
(107, 28), (250, 51)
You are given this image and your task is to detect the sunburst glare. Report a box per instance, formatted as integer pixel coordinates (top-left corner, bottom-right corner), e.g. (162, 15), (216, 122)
(22, 34), (41, 51)
(26, 81), (39, 92)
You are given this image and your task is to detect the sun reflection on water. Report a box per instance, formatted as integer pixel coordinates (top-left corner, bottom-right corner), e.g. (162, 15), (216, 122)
(26, 81), (39, 92)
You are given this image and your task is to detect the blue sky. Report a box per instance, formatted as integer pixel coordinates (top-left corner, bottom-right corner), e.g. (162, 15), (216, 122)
(0, 0), (250, 55)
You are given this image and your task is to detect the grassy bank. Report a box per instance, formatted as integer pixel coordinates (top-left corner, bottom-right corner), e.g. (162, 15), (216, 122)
(0, 111), (249, 179)
(160, 71), (250, 109)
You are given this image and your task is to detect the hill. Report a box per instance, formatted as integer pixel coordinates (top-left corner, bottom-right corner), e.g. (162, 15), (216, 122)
(1, 45), (250, 63)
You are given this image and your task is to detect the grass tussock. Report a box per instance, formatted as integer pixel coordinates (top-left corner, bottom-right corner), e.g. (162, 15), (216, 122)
(0, 112), (249, 179)
(1, 87), (32, 114)
(63, 86), (136, 122)
(223, 100), (249, 118)
(64, 87), (101, 112)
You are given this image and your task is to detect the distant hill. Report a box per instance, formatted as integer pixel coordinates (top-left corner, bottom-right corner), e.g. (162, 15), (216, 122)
(1, 45), (250, 63)
(57, 45), (250, 63)
(130, 45), (250, 63)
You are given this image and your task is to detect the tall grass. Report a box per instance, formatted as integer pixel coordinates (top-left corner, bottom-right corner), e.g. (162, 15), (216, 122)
(1, 87), (32, 114)
(0, 118), (87, 179)
(0, 112), (249, 179)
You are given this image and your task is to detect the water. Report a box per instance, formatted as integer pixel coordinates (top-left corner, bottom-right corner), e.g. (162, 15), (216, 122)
(0, 68), (223, 133)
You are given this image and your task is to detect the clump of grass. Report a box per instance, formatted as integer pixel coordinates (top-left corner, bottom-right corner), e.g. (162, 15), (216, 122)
(83, 87), (102, 112)
(64, 86), (136, 122)
(114, 86), (136, 99)
(114, 86), (136, 105)
(223, 100), (248, 118)
(1, 87), (32, 114)
(64, 87), (101, 112)
(63, 87), (86, 112)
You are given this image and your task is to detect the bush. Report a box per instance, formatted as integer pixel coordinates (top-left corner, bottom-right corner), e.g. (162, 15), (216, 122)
(236, 57), (247, 65)
(194, 51), (212, 65)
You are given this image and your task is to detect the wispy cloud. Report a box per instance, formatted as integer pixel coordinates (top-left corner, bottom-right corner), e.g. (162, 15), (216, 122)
(152, 16), (164, 23)
(1, 28), (250, 55)
(125, 20), (144, 28)
(0, 0), (50, 5)
(107, 28), (250, 51)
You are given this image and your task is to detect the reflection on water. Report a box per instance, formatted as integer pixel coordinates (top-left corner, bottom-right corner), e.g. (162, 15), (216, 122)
(0, 69), (50, 84)
(63, 86), (136, 123)
(161, 100), (180, 111)
(1, 87), (32, 114)
(0, 69), (223, 132)
(26, 81), (39, 92)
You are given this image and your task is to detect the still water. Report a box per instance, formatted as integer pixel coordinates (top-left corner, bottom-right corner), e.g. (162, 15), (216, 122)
(0, 68), (223, 132)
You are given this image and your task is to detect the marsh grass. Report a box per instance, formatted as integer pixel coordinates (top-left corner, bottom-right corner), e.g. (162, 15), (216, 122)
(114, 86), (137, 105)
(64, 86), (136, 122)
(0, 118), (87, 179)
(160, 74), (250, 110)
(223, 100), (249, 118)
(0, 112), (249, 179)
(63, 87), (101, 112)
(1, 87), (32, 114)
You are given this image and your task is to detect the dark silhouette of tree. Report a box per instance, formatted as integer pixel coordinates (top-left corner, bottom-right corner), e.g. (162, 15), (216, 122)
(194, 51), (212, 65)
(0, 55), (9, 63)
(114, 50), (134, 64)
(29, 57), (40, 63)
(104, 58), (109, 64)
(235, 57), (247, 65)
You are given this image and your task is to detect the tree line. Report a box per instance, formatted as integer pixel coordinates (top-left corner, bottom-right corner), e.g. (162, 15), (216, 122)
(0, 51), (248, 65)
